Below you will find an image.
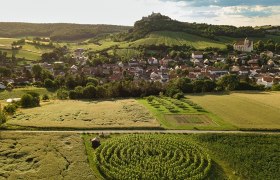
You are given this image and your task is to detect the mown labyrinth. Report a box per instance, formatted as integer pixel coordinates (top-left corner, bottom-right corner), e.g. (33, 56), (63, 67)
(95, 134), (211, 180)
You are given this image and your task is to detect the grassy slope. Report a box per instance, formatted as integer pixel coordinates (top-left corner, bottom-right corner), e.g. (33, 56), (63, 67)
(188, 91), (280, 130)
(130, 31), (226, 49)
(0, 38), (54, 61)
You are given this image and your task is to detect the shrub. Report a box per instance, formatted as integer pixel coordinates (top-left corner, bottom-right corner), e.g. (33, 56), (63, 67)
(147, 96), (155, 103)
(42, 94), (50, 101)
(21, 94), (35, 108)
(3, 104), (17, 115)
(69, 90), (78, 99)
(57, 88), (69, 100)
(44, 78), (56, 89)
(83, 85), (96, 99)
(0, 111), (6, 124)
(173, 92), (184, 100)
(271, 84), (280, 91)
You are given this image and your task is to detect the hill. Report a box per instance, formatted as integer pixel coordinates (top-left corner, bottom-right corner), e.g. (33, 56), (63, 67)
(116, 13), (266, 42)
(0, 22), (130, 41)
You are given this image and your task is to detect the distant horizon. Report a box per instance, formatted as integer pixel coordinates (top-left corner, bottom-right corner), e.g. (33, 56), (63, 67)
(0, 0), (279, 27)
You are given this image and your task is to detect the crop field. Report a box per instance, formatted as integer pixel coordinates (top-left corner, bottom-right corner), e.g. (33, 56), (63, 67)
(138, 96), (235, 130)
(188, 92), (280, 130)
(6, 99), (159, 129)
(83, 133), (280, 180)
(95, 134), (211, 179)
(0, 132), (96, 180)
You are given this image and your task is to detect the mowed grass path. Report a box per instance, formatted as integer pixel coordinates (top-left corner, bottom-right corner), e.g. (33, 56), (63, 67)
(7, 99), (160, 129)
(188, 92), (280, 130)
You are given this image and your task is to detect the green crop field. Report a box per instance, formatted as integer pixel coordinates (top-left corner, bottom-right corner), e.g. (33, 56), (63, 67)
(6, 99), (159, 129)
(138, 96), (235, 130)
(188, 91), (280, 130)
(83, 133), (280, 180)
(0, 132), (96, 179)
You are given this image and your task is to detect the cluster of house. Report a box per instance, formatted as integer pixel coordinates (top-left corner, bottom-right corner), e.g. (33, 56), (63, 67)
(1, 38), (280, 89)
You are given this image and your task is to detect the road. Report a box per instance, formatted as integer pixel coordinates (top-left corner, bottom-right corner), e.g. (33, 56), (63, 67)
(1, 129), (280, 134)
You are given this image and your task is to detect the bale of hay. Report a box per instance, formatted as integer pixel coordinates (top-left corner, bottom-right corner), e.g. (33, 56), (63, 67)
(91, 137), (100, 149)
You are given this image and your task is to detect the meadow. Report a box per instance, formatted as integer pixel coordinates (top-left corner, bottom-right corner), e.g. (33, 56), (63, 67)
(6, 99), (160, 129)
(0, 132), (96, 180)
(138, 96), (235, 130)
(0, 37), (53, 61)
(0, 87), (55, 101)
(83, 133), (280, 180)
(188, 91), (280, 130)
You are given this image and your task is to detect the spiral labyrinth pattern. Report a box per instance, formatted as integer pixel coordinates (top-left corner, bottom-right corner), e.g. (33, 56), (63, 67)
(95, 134), (212, 180)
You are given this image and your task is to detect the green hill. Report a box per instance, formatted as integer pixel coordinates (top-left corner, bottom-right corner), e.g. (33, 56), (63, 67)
(0, 22), (130, 41)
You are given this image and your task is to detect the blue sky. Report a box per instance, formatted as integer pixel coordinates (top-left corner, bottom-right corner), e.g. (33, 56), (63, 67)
(0, 0), (279, 26)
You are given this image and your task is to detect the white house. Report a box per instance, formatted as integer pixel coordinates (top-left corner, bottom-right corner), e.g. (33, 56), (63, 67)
(192, 51), (203, 59)
(257, 75), (274, 88)
(261, 51), (274, 58)
(0, 83), (6, 90)
(233, 38), (254, 52)
(148, 57), (158, 65)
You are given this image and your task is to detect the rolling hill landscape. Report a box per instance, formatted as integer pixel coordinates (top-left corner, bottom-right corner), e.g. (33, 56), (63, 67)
(1, 8), (280, 180)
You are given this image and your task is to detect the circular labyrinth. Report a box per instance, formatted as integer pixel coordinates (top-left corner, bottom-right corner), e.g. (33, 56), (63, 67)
(95, 134), (212, 180)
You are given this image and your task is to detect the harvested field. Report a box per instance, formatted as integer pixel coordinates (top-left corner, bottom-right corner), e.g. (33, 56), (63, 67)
(7, 99), (159, 129)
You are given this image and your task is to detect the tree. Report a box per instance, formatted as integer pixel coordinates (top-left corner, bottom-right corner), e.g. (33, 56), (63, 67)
(83, 85), (96, 99)
(87, 77), (99, 86)
(57, 88), (69, 100)
(42, 94), (50, 101)
(65, 76), (77, 89)
(217, 74), (239, 91)
(21, 94), (35, 108)
(255, 40), (265, 52)
(32, 64), (43, 79)
(44, 79), (55, 89)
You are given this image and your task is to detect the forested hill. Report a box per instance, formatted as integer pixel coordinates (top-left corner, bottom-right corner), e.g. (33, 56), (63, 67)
(116, 13), (275, 41)
(0, 22), (130, 41)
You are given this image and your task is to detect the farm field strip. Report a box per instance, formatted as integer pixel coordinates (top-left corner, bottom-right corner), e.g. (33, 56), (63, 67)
(139, 97), (235, 130)
(188, 92), (280, 130)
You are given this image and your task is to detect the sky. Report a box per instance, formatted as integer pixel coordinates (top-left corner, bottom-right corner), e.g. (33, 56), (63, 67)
(0, 0), (279, 26)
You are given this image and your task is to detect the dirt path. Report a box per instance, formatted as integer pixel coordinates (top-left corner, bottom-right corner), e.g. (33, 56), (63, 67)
(1, 130), (280, 134)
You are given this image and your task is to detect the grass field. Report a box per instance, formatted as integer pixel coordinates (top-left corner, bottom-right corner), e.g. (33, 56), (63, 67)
(6, 99), (160, 129)
(0, 132), (96, 180)
(0, 87), (55, 101)
(83, 133), (280, 180)
(0, 37), (53, 61)
(188, 91), (280, 130)
(138, 97), (235, 130)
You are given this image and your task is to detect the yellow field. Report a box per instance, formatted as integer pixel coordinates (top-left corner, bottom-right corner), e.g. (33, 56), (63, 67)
(188, 92), (280, 129)
(7, 99), (159, 129)
(0, 132), (96, 179)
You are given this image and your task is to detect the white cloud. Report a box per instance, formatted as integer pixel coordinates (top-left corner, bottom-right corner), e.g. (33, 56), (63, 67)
(0, 0), (278, 26)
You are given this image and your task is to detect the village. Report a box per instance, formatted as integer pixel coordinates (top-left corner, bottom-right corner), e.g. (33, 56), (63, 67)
(1, 38), (280, 90)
